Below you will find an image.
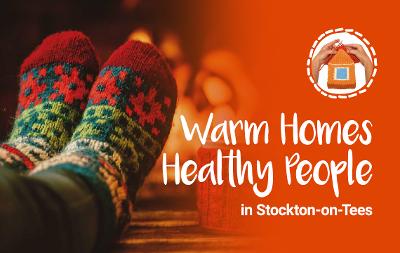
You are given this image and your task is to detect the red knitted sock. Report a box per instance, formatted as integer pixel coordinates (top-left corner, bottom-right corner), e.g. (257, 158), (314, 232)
(0, 31), (99, 173)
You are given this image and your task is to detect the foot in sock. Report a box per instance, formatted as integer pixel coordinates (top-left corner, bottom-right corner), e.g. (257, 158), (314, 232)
(0, 31), (99, 173)
(31, 41), (177, 247)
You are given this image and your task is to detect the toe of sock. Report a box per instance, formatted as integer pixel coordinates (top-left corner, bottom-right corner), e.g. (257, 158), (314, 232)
(20, 31), (99, 75)
(103, 40), (177, 99)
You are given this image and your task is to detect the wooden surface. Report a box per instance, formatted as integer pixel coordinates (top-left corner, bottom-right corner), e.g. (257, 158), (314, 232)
(113, 210), (247, 253)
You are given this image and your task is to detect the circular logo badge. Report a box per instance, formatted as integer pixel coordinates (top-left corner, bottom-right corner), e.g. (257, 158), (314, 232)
(307, 28), (377, 99)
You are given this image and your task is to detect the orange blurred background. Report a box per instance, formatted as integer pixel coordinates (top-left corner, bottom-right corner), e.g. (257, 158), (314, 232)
(211, 1), (400, 252)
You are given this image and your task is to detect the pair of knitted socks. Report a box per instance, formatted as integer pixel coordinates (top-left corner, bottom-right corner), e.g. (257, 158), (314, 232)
(0, 31), (177, 249)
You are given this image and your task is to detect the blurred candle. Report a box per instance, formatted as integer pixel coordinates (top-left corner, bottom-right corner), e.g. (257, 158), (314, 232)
(128, 28), (152, 44)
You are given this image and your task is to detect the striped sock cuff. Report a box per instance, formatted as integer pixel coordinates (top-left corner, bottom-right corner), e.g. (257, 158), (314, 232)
(31, 149), (131, 243)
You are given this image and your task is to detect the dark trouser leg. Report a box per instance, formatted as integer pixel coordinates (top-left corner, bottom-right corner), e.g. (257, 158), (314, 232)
(0, 166), (98, 253)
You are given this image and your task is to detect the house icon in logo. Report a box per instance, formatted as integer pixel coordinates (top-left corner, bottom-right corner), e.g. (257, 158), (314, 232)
(327, 48), (356, 89)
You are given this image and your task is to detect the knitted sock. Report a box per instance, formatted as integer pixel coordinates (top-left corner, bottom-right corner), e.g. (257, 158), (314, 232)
(0, 31), (99, 173)
(31, 41), (177, 248)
